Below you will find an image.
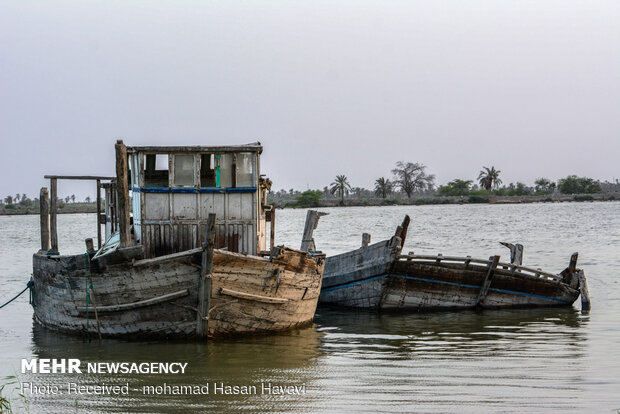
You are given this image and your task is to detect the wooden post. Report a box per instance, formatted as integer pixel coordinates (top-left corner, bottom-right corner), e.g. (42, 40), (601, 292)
(197, 213), (216, 338)
(85, 238), (94, 252)
(362, 233), (371, 247)
(475, 255), (500, 307)
(398, 215), (410, 247)
(115, 140), (131, 247)
(577, 270), (591, 312)
(96, 179), (102, 249)
(500, 242), (524, 265)
(568, 252), (578, 273)
(50, 178), (58, 253)
(300, 210), (327, 252)
(39, 187), (50, 252)
(269, 206), (275, 250)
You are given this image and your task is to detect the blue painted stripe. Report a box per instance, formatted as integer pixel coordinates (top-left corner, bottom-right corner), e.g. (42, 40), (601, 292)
(133, 186), (257, 194)
(391, 274), (572, 304)
(322, 273), (572, 304)
(227, 187), (258, 193)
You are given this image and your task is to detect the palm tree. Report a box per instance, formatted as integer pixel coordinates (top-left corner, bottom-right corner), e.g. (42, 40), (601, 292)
(85, 196), (91, 203)
(71, 194), (75, 203)
(478, 166), (502, 190)
(374, 177), (392, 199)
(330, 175), (352, 205)
(4, 195), (13, 205)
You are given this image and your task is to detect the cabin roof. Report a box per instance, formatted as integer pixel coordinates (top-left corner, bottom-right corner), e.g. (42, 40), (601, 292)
(126, 142), (263, 154)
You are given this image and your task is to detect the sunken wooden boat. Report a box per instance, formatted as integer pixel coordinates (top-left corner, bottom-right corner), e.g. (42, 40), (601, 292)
(319, 215), (590, 311)
(31, 141), (325, 338)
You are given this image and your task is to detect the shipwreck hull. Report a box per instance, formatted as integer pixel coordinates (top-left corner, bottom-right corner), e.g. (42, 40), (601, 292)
(320, 246), (580, 311)
(320, 237), (400, 308)
(32, 246), (324, 338)
(381, 260), (579, 310)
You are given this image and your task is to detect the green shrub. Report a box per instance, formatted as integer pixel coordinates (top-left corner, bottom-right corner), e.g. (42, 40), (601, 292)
(295, 190), (323, 208)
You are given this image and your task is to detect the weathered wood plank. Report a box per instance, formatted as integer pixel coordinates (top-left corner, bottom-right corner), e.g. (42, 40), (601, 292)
(133, 247), (202, 267)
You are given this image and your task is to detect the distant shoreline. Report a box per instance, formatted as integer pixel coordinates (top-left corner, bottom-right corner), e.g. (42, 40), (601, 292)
(271, 192), (618, 209)
(1, 193), (617, 215)
(0, 205), (97, 216)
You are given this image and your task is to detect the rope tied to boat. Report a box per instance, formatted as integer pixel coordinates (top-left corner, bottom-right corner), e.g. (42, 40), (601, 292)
(0, 280), (34, 310)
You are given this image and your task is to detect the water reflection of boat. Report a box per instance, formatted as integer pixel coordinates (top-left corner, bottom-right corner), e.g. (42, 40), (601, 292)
(28, 324), (323, 413)
(315, 306), (586, 356)
(320, 216), (589, 311)
(31, 141), (325, 339)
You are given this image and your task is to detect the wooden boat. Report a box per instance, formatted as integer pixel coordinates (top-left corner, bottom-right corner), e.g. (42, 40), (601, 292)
(31, 141), (325, 338)
(319, 215), (590, 311)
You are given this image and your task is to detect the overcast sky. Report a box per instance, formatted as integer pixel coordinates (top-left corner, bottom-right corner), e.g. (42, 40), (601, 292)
(1, 0), (619, 200)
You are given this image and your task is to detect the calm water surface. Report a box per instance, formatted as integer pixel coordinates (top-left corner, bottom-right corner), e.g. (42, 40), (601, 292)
(0, 203), (619, 413)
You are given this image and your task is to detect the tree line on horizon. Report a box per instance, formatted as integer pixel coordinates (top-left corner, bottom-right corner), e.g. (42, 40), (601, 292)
(0, 193), (94, 210)
(271, 161), (617, 208)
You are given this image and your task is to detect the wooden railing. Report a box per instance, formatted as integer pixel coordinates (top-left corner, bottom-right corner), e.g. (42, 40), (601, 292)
(397, 253), (563, 282)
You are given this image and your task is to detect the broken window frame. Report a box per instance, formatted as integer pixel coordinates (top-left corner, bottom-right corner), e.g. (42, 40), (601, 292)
(143, 153), (170, 188)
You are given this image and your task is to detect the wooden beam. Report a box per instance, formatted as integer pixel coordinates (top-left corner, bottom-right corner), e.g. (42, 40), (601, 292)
(78, 289), (189, 313)
(39, 187), (50, 252)
(197, 213), (215, 338)
(126, 143), (263, 154)
(44, 175), (115, 180)
(475, 255), (500, 307)
(132, 247), (203, 267)
(300, 210), (327, 252)
(219, 287), (288, 304)
(115, 140), (131, 247)
(49, 178), (58, 253)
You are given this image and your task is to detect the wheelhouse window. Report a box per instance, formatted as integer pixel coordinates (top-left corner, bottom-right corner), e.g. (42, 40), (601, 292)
(173, 154), (195, 187)
(144, 154), (169, 187)
(200, 154), (216, 187)
(217, 154), (233, 188)
(236, 153), (255, 187)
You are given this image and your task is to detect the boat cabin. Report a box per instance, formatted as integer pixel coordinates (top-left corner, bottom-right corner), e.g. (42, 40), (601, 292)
(122, 142), (272, 258)
(39, 141), (275, 260)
